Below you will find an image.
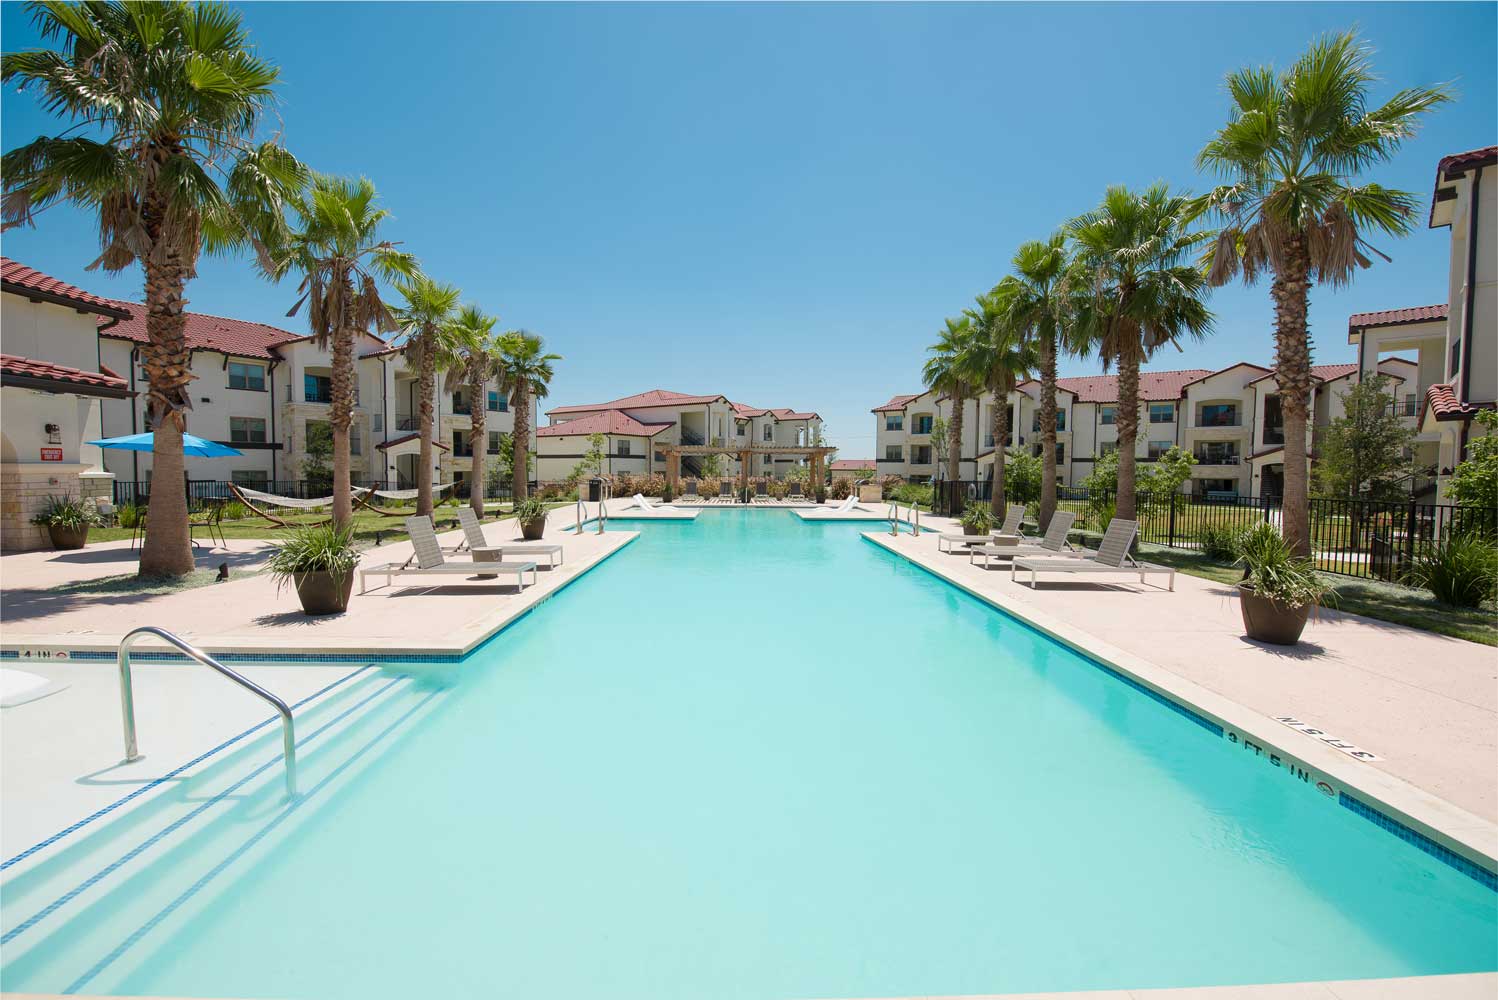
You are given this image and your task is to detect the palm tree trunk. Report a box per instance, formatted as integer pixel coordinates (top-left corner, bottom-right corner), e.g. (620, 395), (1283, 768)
(1115, 348), (1141, 522)
(1039, 330), (1059, 530)
(137, 256), (196, 578)
(512, 385), (530, 504)
(990, 389), (1008, 516)
(947, 392), (964, 484)
(416, 336), (436, 517)
(469, 375), (487, 518)
(1272, 238), (1315, 557)
(329, 322), (356, 528)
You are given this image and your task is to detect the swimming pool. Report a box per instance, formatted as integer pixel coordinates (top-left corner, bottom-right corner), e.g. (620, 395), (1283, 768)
(2, 510), (1494, 998)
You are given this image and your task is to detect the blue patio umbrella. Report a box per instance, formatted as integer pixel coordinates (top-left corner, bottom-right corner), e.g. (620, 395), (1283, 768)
(87, 432), (242, 457)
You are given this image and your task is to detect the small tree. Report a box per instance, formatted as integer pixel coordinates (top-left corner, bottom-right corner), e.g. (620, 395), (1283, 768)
(1449, 410), (1498, 510)
(929, 415), (949, 480)
(1313, 375), (1414, 501)
(1003, 448), (1042, 504)
(1139, 445), (1197, 509)
(1082, 449), (1121, 528)
(302, 423), (333, 491)
(698, 453), (725, 480)
(582, 433), (607, 479)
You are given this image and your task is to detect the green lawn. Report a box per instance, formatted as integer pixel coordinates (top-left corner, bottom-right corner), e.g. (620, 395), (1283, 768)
(1134, 545), (1497, 646)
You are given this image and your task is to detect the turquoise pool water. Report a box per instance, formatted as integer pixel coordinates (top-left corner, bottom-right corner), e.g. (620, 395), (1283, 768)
(3, 510), (1495, 998)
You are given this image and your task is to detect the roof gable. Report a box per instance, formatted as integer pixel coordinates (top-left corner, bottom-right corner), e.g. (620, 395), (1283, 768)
(1, 258), (131, 319)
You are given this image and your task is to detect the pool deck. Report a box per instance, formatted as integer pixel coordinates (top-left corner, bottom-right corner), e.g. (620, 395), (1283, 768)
(862, 521), (1498, 878)
(0, 503), (634, 658)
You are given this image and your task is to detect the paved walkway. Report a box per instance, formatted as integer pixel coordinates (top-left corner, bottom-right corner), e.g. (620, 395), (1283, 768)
(0, 536), (277, 590)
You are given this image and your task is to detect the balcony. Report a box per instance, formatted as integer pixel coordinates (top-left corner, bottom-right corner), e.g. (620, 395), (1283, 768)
(396, 415), (419, 431)
(1193, 453), (1241, 467)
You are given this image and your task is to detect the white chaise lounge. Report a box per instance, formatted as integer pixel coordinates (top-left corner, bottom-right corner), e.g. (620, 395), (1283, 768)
(968, 510), (1078, 568)
(1011, 518), (1175, 591)
(936, 503), (1026, 553)
(625, 493), (682, 513)
(452, 508), (565, 567)
(360, 516), (538, 593)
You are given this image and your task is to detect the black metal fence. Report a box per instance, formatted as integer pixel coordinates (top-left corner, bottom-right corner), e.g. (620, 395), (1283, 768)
(113, 478), (525, 507)
(927, 479), (1496, 582)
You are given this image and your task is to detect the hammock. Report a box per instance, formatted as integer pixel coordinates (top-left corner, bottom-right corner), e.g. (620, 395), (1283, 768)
(366, 482), (454, 502)
(352, 482), (457, 517)
(228, 484), (336, 527)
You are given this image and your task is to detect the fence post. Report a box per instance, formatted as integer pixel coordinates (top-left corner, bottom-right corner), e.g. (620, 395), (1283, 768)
(1168, 497), (1177, 549)
(1404, 499), (1418, 571)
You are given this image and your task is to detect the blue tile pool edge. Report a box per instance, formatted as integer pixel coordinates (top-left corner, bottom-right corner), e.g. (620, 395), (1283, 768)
(857, 530), (1498, 893)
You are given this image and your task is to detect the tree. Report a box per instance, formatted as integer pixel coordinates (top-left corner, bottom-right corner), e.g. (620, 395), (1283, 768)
(698, 453), (725, 480)
(392, 275), (462, 517)
(923, 317), (976, 495)
(1081, 448), (1121, 527)
(1003, 447), (1042, 504)
(929, 414), (950, 479)
(1001, 234), (1076, 529)
(444, 306), (501, 519)
(1313, 375), (1414, 501)
(1139, 445), (1197, 508)
(1069, 183), (1214, 522)
(302, 422), (333, 490)
(584, 432), (607, 479)
(272, 174), (417, 528)
(3, 1), (303, 576)
(496, 331), (560, 504)
(1193, 30), (1450, 553)
(964, 285), (1039, 515)
(1449, 411), (1498, 510)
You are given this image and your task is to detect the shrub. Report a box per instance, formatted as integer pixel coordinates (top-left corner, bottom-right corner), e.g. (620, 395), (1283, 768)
(116, 502), (143, 529)
(1235, 522), (1336, 610)
(31, 495), (103, 530)
(267, 523), (359, 592)
(513, 497), (550, 522)
(220, 500), (250, 521)
(959, 502), (993, 533)
(1199, 524), (1243, 562)
(828, 478), (853, 500)
(1407, 533), (1498, 608)
(890, 482), (932, 508)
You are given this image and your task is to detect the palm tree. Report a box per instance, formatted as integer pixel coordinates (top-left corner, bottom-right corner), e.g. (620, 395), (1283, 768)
(392, 276), (462, 517)
(1000, 235), (1074, 529)
(443, 306), (502, 518)
(1193, 30), (1450, 555)
(3, 0), (302, 577)
(964, 286), (1040, 516)
(1068, 184), (1214, 522)
(272, 174), (418, 527)
(922, 316), (977, 501)
(496, 331), (560, 505)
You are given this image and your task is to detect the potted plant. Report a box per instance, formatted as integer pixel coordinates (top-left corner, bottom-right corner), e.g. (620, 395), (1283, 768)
(514, 497), (549, 540)
(959, 501), (993, 536)
(1234, 522), (1335, 645)
(31, 494), (103, 550)
(268, 523), (360, 615)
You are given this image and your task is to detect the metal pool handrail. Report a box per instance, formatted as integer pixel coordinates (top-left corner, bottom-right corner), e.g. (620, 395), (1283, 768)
(118, 626), (297, 798)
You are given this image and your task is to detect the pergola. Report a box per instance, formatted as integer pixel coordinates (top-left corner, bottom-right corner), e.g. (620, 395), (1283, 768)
(661, 444), (838, 498)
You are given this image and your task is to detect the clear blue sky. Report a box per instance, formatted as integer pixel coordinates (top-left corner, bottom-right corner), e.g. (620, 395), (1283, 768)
(3, 3), (1493, 456)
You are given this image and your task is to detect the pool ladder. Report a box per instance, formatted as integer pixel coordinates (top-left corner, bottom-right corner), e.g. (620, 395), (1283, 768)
(117, 626), (297, 798)
(887, 501), (921, 536)
(575, 482), (613, 534)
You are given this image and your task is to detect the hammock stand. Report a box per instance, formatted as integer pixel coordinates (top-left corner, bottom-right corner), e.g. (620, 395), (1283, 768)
(227, 484), (332, 528)
(351, 482), (457, 518)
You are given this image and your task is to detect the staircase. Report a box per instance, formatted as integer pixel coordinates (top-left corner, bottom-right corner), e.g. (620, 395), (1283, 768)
(679, 428), (705, 478)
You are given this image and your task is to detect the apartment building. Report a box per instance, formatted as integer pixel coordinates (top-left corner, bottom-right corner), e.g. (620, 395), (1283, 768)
(1350, 145), (1496, 502)
(537, 389), (822, 483)
(872, 357), (1418, 499)
(0, 260), (133, 550)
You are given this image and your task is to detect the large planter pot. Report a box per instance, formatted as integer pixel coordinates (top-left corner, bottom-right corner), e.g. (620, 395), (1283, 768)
(962, 524), (988, 536)
(1237, 584), (1312, 645)
(45, 524), (89, 550)
(520, 516), (547, 541)
(293, 571), (354, 616)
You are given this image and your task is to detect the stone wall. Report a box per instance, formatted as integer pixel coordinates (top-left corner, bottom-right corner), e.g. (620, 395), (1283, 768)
(2, 465), (81, 552)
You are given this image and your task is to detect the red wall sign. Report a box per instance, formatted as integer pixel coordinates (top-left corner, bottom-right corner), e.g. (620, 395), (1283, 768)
(39, 448), (63, 461)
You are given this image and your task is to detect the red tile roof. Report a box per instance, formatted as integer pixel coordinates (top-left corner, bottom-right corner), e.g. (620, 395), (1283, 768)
(102, 303), (305, 361)
(547, 388), (726, 415)
(1436, 145), (1497, 181)
(538, 409), (676, 438)
(872, 392), (922, 413)
(1347, 304), (1447, 334)
(1055, 368), (1213, 403)
(769, 407), (820, 420)
(1, 258), (132, 318)
(830, 459), (875, 471)
(1, 353), (133, 396)
(1420, 383), (1494, 429)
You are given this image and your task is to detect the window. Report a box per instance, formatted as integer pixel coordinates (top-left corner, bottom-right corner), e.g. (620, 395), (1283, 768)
(451, 430), (472, 457)
(1149, 402), (1175, 423)
(885, 414), (904, 431)
(1198, 403), (1238, 427)
(913, 414), (933, 435)
(910, 445), (932, 465)
(1148, 440), (1173, 461)
(763, 424), (773, 441)
(231, 470), (268, 488)
(1450, 339), (1461, 379)
(1263, 394), (1284, 444)
(1100, 441), (1118, 456)
(1100, 406), (1117, 425)
(304, 374), (331, 403)
(488, 390), (505, 412)
(884, 444), (903, 462)
(1196, 442), (1239, 464)
(229, 416), (266, 444)
(1031, 410), (1066, 432)
(1056, 442), (1065, 464)
(228, 361), (266, 391)
(618, 439), (632, 457)
(488, 431), (501, 453)
(349, 425), (361, 456)
(452, 390), (470, 415)
(372, 413), (383, 433)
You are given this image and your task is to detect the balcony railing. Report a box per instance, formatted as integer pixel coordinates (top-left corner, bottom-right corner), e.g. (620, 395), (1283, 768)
(1386, 395), (1421, 418)
(396, 415), (419, 431)
(680, 429), (705, 446)
(304, 390), (332, 404)
(1194, 454), (1241, 465)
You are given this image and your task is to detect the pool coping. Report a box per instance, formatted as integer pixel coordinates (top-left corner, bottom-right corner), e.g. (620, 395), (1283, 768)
(860, 530), (1498, 889)
(0, 528), (640, 664)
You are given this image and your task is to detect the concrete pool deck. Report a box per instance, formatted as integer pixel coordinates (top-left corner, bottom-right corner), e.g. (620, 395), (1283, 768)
(0, 503), (633, 658)
(862, 522), (1498, 876)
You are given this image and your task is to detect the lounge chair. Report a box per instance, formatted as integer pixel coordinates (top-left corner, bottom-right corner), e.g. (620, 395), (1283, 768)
(829, 494), (873, 514)
(752, 480), (771, 503)
(1011, 518), (1175, 590)
(454, 508), (564, 567)
(786, 482), (806, 502)
(714, 480), (735, 504)
(936, 503), (1025, 553)
(625, 493), (681, 513)
(682, 480), (700, 502)
(968, 510), (1078, 567)
(360, 516), (538, 593)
